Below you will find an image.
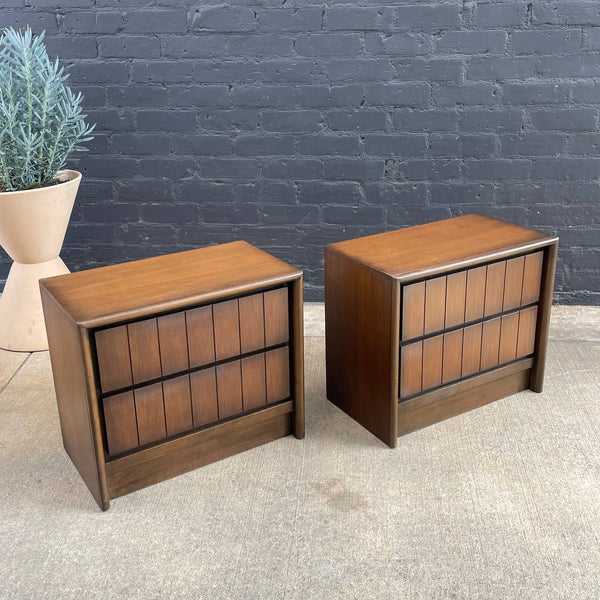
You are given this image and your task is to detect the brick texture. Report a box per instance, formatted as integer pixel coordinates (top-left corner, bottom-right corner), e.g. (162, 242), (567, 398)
(1, 2), (599, 303)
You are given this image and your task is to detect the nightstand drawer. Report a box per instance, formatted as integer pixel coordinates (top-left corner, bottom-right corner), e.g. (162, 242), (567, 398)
(399, 307), (541, 399)
(401, 250), (544, 342)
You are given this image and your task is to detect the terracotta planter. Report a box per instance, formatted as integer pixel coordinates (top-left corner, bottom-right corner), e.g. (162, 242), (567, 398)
(0, 170), (81, 351)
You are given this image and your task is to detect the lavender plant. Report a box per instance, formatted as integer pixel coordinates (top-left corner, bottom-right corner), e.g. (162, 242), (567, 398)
(0, 27), (94, 192)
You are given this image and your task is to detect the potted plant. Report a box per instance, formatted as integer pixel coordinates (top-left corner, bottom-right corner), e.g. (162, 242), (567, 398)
(0, 27), (94, 351)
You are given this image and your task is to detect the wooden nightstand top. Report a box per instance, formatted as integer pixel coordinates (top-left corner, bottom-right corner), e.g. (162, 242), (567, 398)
(40, 241), (301, 328)
(326, 214), (558, 282)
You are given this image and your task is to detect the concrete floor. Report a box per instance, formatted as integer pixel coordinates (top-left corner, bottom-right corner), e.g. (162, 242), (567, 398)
(1, 304), (599, 599)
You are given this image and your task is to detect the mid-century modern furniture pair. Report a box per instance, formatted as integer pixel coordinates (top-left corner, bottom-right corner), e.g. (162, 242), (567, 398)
(41, 214), (558, 510)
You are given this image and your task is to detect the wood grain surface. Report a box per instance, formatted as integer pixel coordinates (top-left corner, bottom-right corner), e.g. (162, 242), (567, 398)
(40, 241), (301, 328)
(264, 288), (289, 346)
(213, 299), (241, 361)
(134, 383), (167, 446)
(239, 293), (266, 353)
(162, 375), (193, 436)
(95, 326), (132, 393)
(158, 312), (190, 376)
(103, 392), (138, 456)
(216, 361), (243, 419)
(266, 347), (290, 404)
(128, 319), (161, 384)
(326, 214), (557, 281)
(241, 353), (267, 411)
(190, 368), (218, 428)
(186, 305), (216, 368)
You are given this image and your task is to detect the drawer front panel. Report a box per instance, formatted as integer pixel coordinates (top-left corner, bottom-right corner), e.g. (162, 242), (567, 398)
(216, 360), (243, 419)
(400, 308), (538, 398)
(190, 368), (218, 427)
(163, 375), (194, 436)
(128, 319), (161, 384)
(264, 288), (289, 346)
(480, 317), (501, 371)
(400, 251), (544, 341)
(134, 382), (166, 446)
(442, 330), (463, 385)
(464, 266), (486, 322)
(462, 323), (483, 378)
(241, 353), (267, 411)
(96, 326), (132, 393)
(103, 391), (138, 456)
(422, 336), (442, 391)
(498, 312), (519, 364)
(517, 306), (538, 358)
(400, 341), (423, 397)
(239, 293), (266, 353)
(445, 272), (466, 329)
(424, 276), (446, 335)
(186, 305), (215, 368)
(402, 281), (425, 340)
(522, 251), (543, 305)
(213, 299), (241, 361)
(158, 312), (189, 376)
(103, 344), (295, 457)
(266, 346), (291, 404)
(484, 261), (506, 317)
(503, 256), (525, 311)
(96, 286), (291, 390)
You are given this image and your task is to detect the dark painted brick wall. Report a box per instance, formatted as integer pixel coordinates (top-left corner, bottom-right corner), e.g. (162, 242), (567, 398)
(1, 1), (599, 303)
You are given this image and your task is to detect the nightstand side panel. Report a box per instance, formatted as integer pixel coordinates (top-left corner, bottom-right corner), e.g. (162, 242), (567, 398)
(40, 287), (107, 510)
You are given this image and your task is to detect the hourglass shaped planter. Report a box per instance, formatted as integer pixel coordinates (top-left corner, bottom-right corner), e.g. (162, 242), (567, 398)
(0, 170), (81, 352)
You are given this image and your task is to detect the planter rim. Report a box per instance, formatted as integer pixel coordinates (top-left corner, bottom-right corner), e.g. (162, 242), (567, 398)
(0, 169), (81, 197)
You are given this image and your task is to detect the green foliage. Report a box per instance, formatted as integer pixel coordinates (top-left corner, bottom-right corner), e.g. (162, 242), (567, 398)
(0, 27), (94, 192)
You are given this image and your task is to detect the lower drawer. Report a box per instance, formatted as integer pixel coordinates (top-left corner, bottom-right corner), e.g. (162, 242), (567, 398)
(102, 347), (291, 457)
(400, 306), (538, 399)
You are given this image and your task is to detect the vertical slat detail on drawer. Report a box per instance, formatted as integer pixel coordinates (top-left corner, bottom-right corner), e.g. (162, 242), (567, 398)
(127, 319), (161, 384)
(424, 276), (446, 335)
(481, 317), (501, 370)
(134, 383), (166, 446)
(484, 261), (506, 316)
(517, 306), (538, 358)
(462, 323), (483, 377)
(445, 271), (467, 329)
(266, 346), (291, 404)
(190, 368), (218, 427)
(162, 375), (193, 436)
(264, 288), (289, 346)
(421, 336), (442, 392)
(186, 305), (215, 368)
(522, 251), (544, 305)
(103, 391), (138, 456)
(503, 256), (525, 311)
(442, 329), (463, 384)
(216, 360), (243, 418)
(465, 265), (486, 322)
(402, 282), (425, 340)
(239, 293), (265, 353)
(213, 299), (241, 361)
(95, 325), (132, 393)
(499, 312), (519, 364)
(241, 353), (267, 411)
(400, 341), (423, 397)
(158, 312), (189, 376)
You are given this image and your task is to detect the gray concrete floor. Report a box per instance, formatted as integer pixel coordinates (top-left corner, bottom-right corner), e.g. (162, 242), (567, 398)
(1, 304), (599, 599)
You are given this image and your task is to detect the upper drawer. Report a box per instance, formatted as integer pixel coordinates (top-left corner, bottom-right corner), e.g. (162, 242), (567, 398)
(401, 250), (543, 341)
(95, 287), (290, 393)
